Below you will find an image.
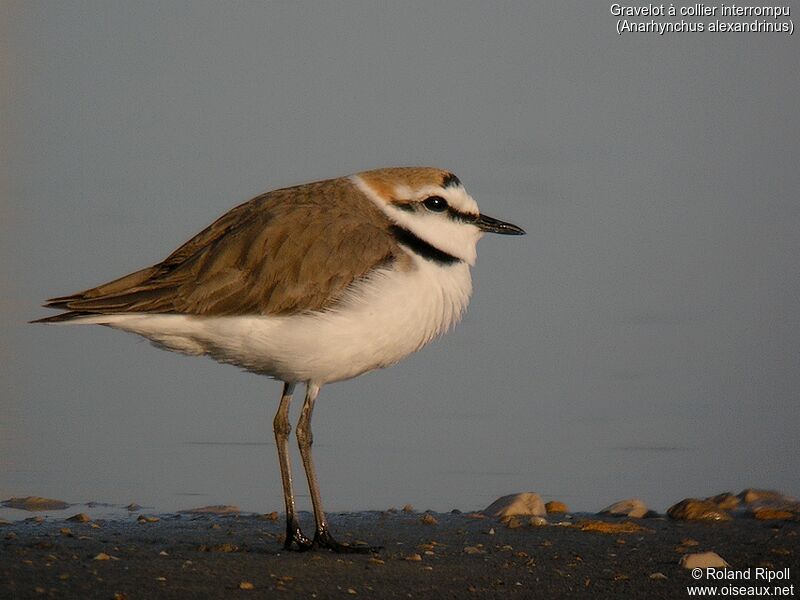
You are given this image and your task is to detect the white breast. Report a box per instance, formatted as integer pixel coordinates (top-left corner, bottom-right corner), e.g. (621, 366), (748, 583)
(88, 255), (473, 384)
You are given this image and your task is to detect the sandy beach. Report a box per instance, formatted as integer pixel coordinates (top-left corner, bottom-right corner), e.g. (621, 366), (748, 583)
(2, 507), (797, 599)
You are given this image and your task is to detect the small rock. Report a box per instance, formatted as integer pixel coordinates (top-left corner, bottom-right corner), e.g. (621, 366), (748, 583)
(463, 545), (484, 555)
(421, 514), (438, 525)
(576, 520), (650, 534)
(239, 581), (255, 590)
(5, 531), (17, 540)
(93, 552), (118, 561)
(487, 528), (495, 535)
(137, 515), (160, 523)
(680, 552), (730, 569)
(739, 489), (788, 505)
(737, 489), (800, 520)
(125, 503), (141, 512)
(484, 493), (546, 519)
(668, 499), (731, 521)
(259, 511), (279, 521)
(681, 538), (700, 547)
(649, 572), (668, 580)
(368, 557), (385, 565)
(751, 508), (796, 521)
(179, 505), (240, 515)
(529, 516), (548, 527)
(66, 513), (91, 523)
(347, 589), (357, 595)
(59, 528), (73, 537)
(707, 492), (739, 511)
(404, 553), (422, 561)
(545, 501), (568, 514)
(401, 504), (414, 513)
(2, 496), (69, 511)
(598, 499), (648, 519)
(502, 516), (525, 529)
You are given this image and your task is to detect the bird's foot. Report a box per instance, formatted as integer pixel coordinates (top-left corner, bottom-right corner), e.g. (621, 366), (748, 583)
(284, 521), (314, 551)
(313, 527), (382, 554)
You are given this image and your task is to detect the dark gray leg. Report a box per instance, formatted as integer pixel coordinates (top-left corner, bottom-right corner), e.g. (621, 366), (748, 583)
(296, 383), (378, 553)
(273, 382), (312, 550)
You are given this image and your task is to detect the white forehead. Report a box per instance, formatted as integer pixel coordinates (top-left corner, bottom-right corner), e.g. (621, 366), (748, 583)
(393, 183), (480, 215)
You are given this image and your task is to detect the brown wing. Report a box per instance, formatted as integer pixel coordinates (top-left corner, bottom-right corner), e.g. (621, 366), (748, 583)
(35, 177), (400, 321)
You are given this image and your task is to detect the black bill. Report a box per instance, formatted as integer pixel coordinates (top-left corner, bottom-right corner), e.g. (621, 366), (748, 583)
(475, 214), (526, 235)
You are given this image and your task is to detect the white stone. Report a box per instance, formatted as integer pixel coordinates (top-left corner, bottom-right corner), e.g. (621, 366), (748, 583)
(680, 552), (730, 569)
(483, 493), (546, 518)
(599, 498), (648, 518)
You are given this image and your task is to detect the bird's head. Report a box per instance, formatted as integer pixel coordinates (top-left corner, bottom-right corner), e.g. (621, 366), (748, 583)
(352, 167), (525, 266)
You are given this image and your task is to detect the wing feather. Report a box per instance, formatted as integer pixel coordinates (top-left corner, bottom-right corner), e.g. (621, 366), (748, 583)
(36, 178), (399, 321)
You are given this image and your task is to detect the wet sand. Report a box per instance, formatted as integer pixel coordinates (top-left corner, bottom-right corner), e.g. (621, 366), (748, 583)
(2, 511), (797, 599)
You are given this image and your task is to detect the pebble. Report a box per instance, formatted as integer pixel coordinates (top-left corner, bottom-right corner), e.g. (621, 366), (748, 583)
(484, 492), (546, 519)
(239, 581), (255, 590)
(401, 504), (414, 513)
(545, 501), (568, 514)
(2, 497), (69, 511)
(420, 514), (438, 525)
(739, 488), (788, 505)
(751, 508), (796, 521)
(736, 488), (800, 520)
(529, 516), (548, 527)
(680, 552), (730, 569)
(93, 552), (119, 561)
(125, 503), (141, 512)
(707, 492), (740, 510)
(66, 513), (91, 523)
(598, 499), (648, 519)
(503, 516), (525, 529)
(137, 515), (160, 523)
(649, 572), (668, 580)
(404, 553), (422, 561)
(667, 499), (731, 521)
(576, 520), (649, 534)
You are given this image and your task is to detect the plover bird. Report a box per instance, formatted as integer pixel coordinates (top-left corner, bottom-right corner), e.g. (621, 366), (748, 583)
(34, 167), (525, 552)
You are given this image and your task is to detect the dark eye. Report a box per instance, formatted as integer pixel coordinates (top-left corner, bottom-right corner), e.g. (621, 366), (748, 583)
(422, 196), (448, 212)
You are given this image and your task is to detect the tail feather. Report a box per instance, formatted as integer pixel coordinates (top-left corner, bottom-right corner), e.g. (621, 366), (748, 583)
(30, 311), (93, 324)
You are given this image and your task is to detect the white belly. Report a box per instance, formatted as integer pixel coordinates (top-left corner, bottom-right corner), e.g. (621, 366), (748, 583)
(85, 256), (473, 384)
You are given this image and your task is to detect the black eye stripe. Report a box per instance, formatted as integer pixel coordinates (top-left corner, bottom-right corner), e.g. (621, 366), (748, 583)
(389, 199), (478, 223)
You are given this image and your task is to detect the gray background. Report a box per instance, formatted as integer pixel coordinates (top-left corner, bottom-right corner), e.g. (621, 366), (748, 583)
(2, 2), (798, 516)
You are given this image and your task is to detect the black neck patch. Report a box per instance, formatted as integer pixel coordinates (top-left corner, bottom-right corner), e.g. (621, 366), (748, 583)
(390, 225), (461, 265)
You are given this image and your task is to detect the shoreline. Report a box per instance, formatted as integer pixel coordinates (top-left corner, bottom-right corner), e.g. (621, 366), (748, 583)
(2, 509), (797, 599)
